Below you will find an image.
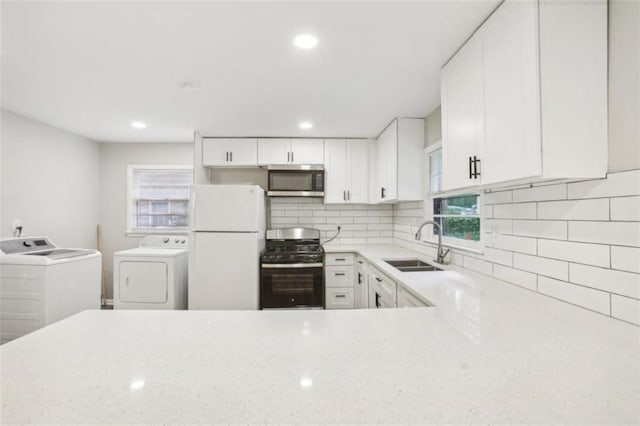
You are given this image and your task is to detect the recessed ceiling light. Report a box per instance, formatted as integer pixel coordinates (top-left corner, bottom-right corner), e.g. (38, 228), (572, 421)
(299, 121), (314, 129)
(131, 121), (147, 129)
(293, 34), (318, 49)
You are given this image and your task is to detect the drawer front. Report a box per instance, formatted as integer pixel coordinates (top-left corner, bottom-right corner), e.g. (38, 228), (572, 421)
(326, 287), (354, 309)
(370, 266), (397, 302)
(325, 266), (354, 288)
(398, 287), (429, 308)
(325, 253), (355, 266)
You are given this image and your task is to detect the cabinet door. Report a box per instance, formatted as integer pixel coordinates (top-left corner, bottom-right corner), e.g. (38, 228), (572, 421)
(202, 138), (230, 166)
(324, 139), (348, 204)
(367, 139), (379, 204)
(355, 258), (368, 309)
(228, 138), (258, 166)
(291, 139), (324, 164)
(383, 120), (398, 200)
(118, 261), (167, 303)
(257, 139), (291, 165)
(441, 35), (485, 191)
(376, 128), (389, 202)
(347, 139), (369, 203)
(482, 0), (541, 185)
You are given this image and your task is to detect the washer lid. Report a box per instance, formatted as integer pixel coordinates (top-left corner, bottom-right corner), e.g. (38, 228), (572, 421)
(114, 248), (188, 258)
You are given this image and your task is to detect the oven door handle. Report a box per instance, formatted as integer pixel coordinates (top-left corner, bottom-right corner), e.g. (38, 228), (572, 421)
(262, 263), (324, 268)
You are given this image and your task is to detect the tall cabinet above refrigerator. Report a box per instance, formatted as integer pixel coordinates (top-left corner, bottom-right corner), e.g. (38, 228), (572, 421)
(188, 185), (265, 310)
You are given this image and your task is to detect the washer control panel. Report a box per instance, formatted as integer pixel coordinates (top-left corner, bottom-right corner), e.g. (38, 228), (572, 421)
(0, 237), (55, 255)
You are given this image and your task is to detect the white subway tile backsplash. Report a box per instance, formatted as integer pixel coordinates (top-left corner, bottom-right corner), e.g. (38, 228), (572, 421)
(538, 276), (611, 315)
(483, 190), (513, 205)
(482, 247), (513, 266)
(513, 220), (567, 240)
(611, 295), (640, 325)
(610, 196), (640, 221)
(568, 169), (640, 199)
(493, 234), (537, 254)
(512, 184), (567, 203)
(493, 265), (537, 291)
(389, 171), (640, 324)
(463, 256), (493, 275)
(611, 246), (640, 273)
(537, 198), (609, 221)
(493, 203), (536, 219)
(513, 253), (569, 281)
(569, 221), (640, 247)
(537, 239), (610, 268)
(569, 263), (640, 299)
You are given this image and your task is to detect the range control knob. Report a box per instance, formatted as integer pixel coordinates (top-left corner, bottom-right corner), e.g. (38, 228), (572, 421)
(181, 240), (186, 244)
(163, 237), (170, 244)
(175, 239), (180, 243)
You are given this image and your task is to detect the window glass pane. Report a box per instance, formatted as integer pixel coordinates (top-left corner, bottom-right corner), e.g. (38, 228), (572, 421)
(130, 167), (192, 231)
(436, 195), (478, 216)
(439, 217), (480, 241)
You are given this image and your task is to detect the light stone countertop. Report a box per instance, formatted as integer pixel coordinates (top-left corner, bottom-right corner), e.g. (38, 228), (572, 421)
(1, 244), (639, 424)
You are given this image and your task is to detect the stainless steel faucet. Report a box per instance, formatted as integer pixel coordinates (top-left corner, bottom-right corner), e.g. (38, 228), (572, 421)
(415, 220), (450, 264)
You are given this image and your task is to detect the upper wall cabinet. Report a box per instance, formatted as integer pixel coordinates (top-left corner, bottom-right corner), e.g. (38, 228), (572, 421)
(374, 118), (424, 203)
(441, 0), (607, 191)
(257, 139), (324, 165)
(202, 138), (258, 167)
(324, 139), (369, 204)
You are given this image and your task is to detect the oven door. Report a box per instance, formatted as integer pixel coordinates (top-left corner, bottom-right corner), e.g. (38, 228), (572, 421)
(261, 263), (324, 309)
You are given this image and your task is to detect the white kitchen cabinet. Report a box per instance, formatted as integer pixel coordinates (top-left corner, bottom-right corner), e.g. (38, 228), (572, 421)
(441, 0), (607, 191)
(324, 139), (368, 204)
(441, 36), (485, 191)
(374, 118), (424, 203)
(354, 256), (368, 309)
(397, 286), (429, 308)
(367, 266), (397, 309)
(202, 138), (258, 167)
(291, 139), (324, 165)
(258, 138), (324, 165)
(257, 139), (291, 165)
(325, 253), (354, 309)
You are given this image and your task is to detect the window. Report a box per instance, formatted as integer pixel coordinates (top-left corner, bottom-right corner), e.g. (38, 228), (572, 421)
(423, 143), (481, 250)
(127, 165), (192, 234)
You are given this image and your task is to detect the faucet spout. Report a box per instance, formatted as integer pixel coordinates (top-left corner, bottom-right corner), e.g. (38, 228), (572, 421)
(415, 220), (449, 264)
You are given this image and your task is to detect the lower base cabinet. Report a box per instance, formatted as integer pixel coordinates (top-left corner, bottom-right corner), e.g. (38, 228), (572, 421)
(398, 286), (430, 308)
(326, 252), (431, 310)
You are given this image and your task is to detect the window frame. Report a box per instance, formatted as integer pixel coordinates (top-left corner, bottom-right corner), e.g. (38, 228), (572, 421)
(126, 164), (193, 236)
(421, 142), (484, 253)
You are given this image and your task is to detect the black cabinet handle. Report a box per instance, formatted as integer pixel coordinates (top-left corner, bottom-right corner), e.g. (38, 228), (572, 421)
(358, 272), (362, 284)
(375, 277), (382, 282)
(226, 152), (229, 162)
(381, 187), (386, 199)
(291, 152), (294, 163)
(469, 156), (473, 179)
(230, 151), (233, 162)
(335, 258), (346, 261)
(375, 292), (381, 308)
(334, 273), (346, 276)
(335, 294), (347, 298)
(473, 156), (481, 178)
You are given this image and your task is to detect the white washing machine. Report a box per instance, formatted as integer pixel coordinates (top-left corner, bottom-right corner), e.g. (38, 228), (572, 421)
(113, 235), (188, 310)
(0, 236), (102, 344)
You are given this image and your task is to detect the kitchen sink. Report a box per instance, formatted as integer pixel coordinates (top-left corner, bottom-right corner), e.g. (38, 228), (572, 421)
(383, 259), (442, 273)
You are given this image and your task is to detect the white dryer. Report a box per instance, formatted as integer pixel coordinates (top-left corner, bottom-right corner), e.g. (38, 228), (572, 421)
(113, 235), (188, 310)
(0, 236), (101, 344)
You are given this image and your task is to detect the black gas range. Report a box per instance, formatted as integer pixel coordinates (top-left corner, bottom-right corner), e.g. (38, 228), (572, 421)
(260, 228), (324, 309)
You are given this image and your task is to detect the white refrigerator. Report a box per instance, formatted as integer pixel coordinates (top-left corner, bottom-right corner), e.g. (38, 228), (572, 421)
(188, 185), (265, 310)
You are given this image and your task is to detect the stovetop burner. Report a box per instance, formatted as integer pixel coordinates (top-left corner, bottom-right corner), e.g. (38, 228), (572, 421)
(261, 228), (323, 264)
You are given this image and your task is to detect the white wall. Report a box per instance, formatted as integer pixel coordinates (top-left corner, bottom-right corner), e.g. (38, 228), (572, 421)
(0, 110), (100, 248)
(99, 142), (193, 298)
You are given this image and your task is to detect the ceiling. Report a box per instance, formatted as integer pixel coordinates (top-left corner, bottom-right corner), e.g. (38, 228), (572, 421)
(1, 1), (499, 143)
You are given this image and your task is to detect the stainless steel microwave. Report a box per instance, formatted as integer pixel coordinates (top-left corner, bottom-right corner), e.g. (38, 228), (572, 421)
(267, 165), (324, 197)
